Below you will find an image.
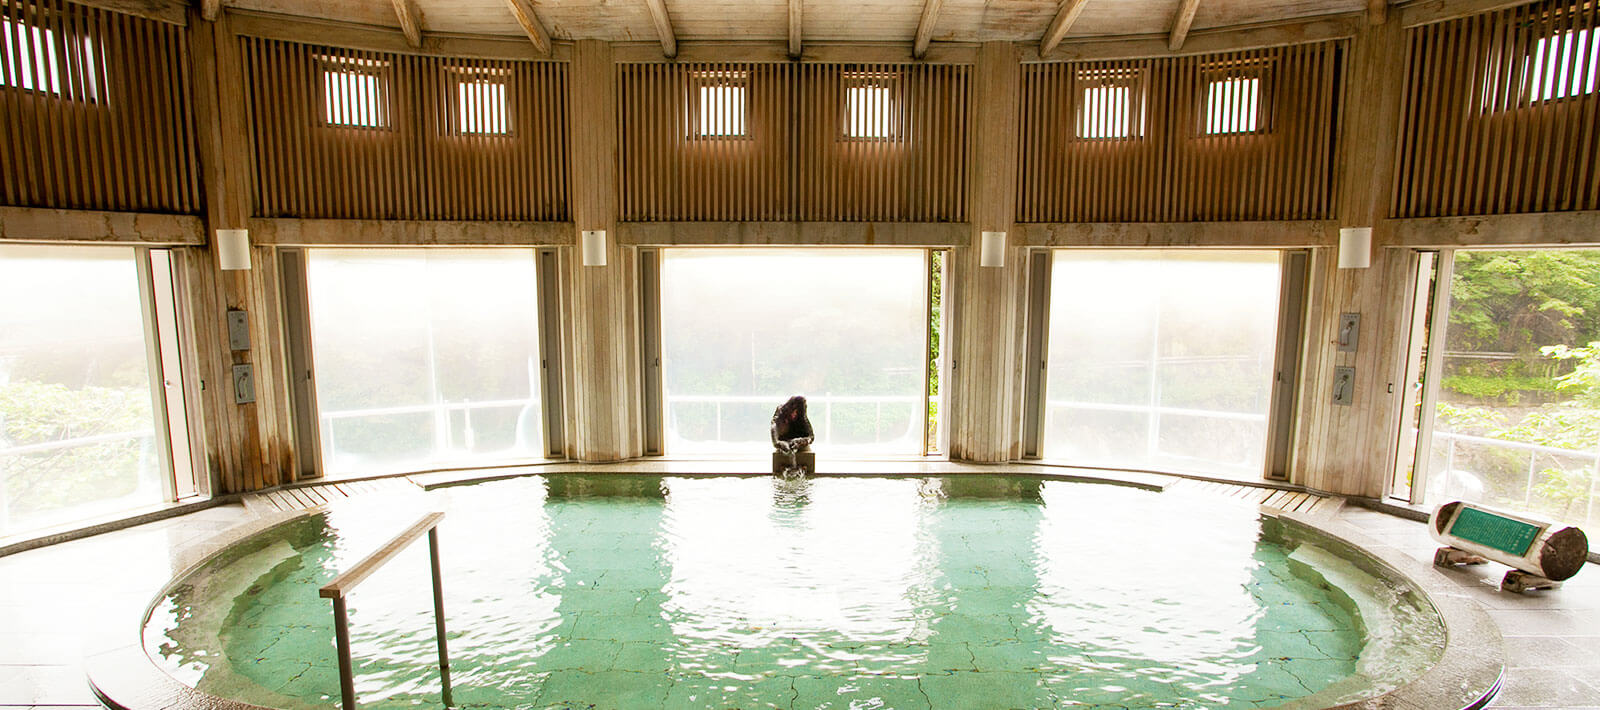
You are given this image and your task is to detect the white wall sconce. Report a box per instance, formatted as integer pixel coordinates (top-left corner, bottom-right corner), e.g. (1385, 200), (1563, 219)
(1337, 227), (1372, 269)
(980, 231), (1006, 268)
(216, 229), (251, 271)
(581, 230), (607, 267)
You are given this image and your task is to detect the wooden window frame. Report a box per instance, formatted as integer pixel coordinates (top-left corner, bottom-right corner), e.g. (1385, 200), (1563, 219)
(839, 69), (905, 142)
(1072, 66), (1146, 141)
(0, 15), (108, 105)
(445, 65), (514, 137)
(1197, 59), (1274, 137)
(316, 54), (394, 131)
(685, 69), (750, 140)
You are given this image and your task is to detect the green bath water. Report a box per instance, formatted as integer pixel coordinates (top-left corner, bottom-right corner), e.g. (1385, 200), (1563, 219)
(144, 475), (1442, 709)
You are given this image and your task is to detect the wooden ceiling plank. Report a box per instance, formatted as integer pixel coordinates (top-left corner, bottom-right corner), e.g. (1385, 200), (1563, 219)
(913, 0), (942, 59)
(1367, 0), (1387, 26)
(390, 0), (424, 47)
(201, 0), (221, 22)
(643, 0), (678, 58)
(1167, 0), (1201, 51)
(505, 0), (552, 54)
(789, 0), (802, 58)
(1039, 0), (1092, 56)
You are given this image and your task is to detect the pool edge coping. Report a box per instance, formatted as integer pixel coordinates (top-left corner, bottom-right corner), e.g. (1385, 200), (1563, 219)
(90, 470), (1504, 710)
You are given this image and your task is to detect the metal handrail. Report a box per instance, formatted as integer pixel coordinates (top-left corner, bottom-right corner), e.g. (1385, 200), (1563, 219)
(319, 512), (453, 709)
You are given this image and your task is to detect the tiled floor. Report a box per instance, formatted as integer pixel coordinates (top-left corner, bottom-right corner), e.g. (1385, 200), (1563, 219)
(1, 473), (1596, 709)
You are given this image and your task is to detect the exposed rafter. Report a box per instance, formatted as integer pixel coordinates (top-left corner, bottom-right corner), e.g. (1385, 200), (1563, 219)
(505, 0), (552, 54)
(1367, 0), (1387, 25)
(913, 0), (942, 59)
(1038, 0), (1092, 57)
(1167, 0), (1201, 51)
(390, 0), (424, 47)
(200, 0), (221, 22)
(789, 0), (803, 59)
(643, 0), (678, 58)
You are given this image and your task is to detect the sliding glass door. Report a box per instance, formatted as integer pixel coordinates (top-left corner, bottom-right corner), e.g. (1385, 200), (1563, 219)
(1040, 250), (1284, 480)
(0, 245), (187, 535)
(305, 249), (546, 475)
(658, 248), (932, 456)
(1400, 248), (1600, 529)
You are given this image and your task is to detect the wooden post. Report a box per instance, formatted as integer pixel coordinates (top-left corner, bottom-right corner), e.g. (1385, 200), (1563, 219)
(1296, 16), (1409, 497)
(566, 40), (644, 461)
(948, 42), (1025, 463)
(187, 10), (294, 493)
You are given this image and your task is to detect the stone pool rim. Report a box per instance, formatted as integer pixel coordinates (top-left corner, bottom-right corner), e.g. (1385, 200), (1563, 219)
(90, 469), (1504, 710)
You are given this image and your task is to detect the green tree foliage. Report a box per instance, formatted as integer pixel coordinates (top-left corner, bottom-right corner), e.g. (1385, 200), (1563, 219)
(1449, 250), (1600, 355)
(0, 380), (152, 518)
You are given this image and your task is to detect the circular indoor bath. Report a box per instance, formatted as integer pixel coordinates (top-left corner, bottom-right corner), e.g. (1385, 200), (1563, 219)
(142, 475), (1448, 709)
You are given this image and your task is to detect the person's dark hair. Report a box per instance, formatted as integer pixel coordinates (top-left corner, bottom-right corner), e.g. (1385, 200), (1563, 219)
(774, 395), (813, 439)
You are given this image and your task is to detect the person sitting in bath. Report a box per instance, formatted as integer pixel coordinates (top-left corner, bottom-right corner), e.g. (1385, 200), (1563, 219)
(771, 395), (814, 474)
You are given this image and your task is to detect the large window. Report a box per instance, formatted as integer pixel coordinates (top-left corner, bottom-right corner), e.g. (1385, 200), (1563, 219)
(306, 249), (545, 475)
(0, 246), (174, 535)
(1400, 249), (1600, 530)
(659, 249), (930, 456)
(1041, 250), (1282, 479)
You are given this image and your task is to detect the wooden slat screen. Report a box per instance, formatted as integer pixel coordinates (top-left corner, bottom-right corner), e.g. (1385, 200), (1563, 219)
(0, 0), (199, 213)
(1018, 42), (1344, 223)
(242, 37), (569, 221)
(1393, 0), (1600, 217)
(617, 62), (969, 222)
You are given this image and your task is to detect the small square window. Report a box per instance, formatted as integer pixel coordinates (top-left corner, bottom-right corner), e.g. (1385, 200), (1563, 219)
(452, 68), (510, 135)
(0, 18), (105, 103)
(843, 72), (901, 140)
(688, 70), (747, 138)
(1075, 68), (1144, 140)
(1203, 76), (1261, 134)
(1524, 28), (1599, 101)
(319, 56), (390, 129)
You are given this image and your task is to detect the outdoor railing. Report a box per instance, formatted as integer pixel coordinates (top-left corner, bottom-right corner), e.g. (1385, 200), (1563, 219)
(319, 512), (453, 710)
(664, 393), (928, 445)
(1428, 429), (1599, 524)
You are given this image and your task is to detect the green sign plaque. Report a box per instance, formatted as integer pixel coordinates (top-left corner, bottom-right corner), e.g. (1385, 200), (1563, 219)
(1450, 506), (1542, 557)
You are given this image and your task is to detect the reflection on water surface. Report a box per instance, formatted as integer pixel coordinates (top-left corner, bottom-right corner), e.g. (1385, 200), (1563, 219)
(146, 475), (1440, 709)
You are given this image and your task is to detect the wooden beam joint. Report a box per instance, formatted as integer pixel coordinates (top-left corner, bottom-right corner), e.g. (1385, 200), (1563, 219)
(643, 0), (678, 58)
(1168, 0), (1201, 51)
(1367, 0), (1388, 26)
(913, 0), (943, 59)
(200, 0), (221, 22)
(390, 0), (424, 48)
(1039, 0), (1091, 57)
(789, 0), (803, 59)
(505, 0), (552, 55)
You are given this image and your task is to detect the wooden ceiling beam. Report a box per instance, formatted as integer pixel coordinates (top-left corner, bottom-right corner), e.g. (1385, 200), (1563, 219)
(1038, 0), (1092, 57)
(789, 0), (802, 59)
(1167, 0), (1201, 51)
(200, 0), (221, 22)
(1367, 0), (1387, 25)
(643, 0), (678, 58)
(913, 0), (942, 59)
(390, 0), (424, 47)
(505, 0), (552, 54)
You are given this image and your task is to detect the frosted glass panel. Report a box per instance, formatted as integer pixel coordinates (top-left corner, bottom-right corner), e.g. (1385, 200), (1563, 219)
(1043, 250), (1280, 479)
(307, 249), (542, 474)
(0, 245), (162, 535)
(661, 249), (925, 455)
